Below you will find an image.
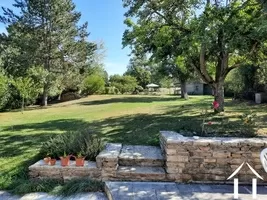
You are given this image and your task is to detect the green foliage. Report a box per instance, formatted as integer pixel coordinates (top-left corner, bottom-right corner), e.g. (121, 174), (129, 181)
(125, 56), (151, 88)
(240, 110), (257, 126)
(82, 74), (105, 95)
(225, 65), (263, 98)
(10, 179), (62, 195)
(52, 178), (103, 196)
(256, 62), (267, 86)
(159, 77), (172, 88)
(0, 71), (9, 110)
(9, 177), (103, 196)
(0, 0), (98, 106)
(123, 0), (267, 110)
(109, 75), (138, 94)
(40, 129), (104, 161)
(135, 85), (144, 92)
(105, 86), (119, 94)
(12, 76), (41, 110)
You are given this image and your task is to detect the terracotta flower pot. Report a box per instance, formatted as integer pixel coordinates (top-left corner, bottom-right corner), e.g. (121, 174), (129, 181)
(60, 156), (70, 166)
(75, 157), (85, 167)
(50, 159), (56, 166)
(43, 157), (51, 164)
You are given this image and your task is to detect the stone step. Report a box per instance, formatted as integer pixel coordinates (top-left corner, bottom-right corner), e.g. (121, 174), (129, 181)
(118, 145), (165, 167)
(105, 181), (267, 200)
(116, 166), (167, 181)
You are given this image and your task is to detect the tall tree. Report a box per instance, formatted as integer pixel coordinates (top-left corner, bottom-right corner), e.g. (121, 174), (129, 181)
(124, 56), (151, 88)
(1, 0), (96, 106)
(123, 0), (267, 111)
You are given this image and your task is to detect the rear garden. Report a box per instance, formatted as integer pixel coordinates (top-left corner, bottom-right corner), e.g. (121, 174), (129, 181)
(0, 95), (267, 195)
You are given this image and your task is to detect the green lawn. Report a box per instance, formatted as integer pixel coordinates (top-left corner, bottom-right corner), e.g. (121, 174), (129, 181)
(0, 95), (267, 193)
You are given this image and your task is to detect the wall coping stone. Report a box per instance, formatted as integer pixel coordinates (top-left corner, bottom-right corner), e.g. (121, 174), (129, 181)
(29, 160), (98, 170)
(96, 143), (122, 159)
(160, 131), (267, 146)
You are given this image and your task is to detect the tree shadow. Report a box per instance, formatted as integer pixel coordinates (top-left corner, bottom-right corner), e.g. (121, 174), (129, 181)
(76, 96), (183, 106)
(1, 108), (262, 191)
(2, 119), (89, 133)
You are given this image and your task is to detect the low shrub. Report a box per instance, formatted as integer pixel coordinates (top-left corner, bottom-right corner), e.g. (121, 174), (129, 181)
(104, 86), (119, 94)
(81, 75), (105, 95)
(40, 129), (104, 160)
(9, 178), (103, 196)
(11, 179), (62, 195)
(54, 178), (103, 196)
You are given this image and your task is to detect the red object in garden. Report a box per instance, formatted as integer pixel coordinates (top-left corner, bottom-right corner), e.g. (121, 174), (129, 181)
(75, 157), (85, 167)
(60, 156), (70, 166)
(213, 101), (219, 109)
(208, 121), (212, 125)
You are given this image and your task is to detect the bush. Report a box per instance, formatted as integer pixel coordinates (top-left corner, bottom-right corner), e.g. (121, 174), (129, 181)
(225, 65), (257, 99)
(135, 85), (144, 92)
(40, 129), (104, 160)
(109, 75), (137, 94)
(9, 178), (103, 196)
(82, 75), (105, 95)
(11, 179), (62, 195)
(54, 178), (103, 196)
(0, 72), (9, 110)
(104, 86), (119, 94)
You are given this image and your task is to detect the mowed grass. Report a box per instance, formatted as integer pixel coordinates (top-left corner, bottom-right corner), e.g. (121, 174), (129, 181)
(0, 95), (267, 192)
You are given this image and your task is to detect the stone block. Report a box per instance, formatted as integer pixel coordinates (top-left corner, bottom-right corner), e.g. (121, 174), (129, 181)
(189, 157), (204, 163)
(167, 155), (188, 162)
(202, 163), (217, 170)
(166, 168), (183, 173)
(198, 146), (211, 151)
(167, 174), (182, 181)
(192, 152), (212, 157)
(204, 158), (216, 163)
(193, 138), (221, 146)
(96, 143), (122, 169)
(212, 151), (231, 158)
(166, 162), (185, 168)
(214, 175), (226, 181)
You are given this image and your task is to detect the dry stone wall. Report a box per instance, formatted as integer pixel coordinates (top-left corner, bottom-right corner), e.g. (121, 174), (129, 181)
(160, 131), (267, 183)
(29, 161), (101, 181)
(29, 133), (267, 184)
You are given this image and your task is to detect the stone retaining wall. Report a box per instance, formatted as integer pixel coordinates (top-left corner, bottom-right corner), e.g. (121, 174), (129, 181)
(29, 132), (267, 184)
(29, 160), (101, 181)
(29, 143), (122, 181)
(160, 131), (267, 183)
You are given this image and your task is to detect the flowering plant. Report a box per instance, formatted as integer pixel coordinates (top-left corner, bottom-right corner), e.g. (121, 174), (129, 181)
(213, 101), (219, 109)
(240, 111), (256, 125)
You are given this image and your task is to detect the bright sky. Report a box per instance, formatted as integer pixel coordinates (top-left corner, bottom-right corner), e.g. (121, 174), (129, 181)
(0, 0), (131, 75)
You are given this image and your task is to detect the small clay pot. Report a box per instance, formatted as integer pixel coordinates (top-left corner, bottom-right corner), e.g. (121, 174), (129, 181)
(60, 156), (70, 166)
(50, 159), (56, 166)
(43, 157), (51, 164)
(75, 157), (85, 167)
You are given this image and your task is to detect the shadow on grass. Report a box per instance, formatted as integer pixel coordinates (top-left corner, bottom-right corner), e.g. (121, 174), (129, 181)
(2, 119), (89, 133)
(77, 96), (183, 106)
(0, 103), (262, 193)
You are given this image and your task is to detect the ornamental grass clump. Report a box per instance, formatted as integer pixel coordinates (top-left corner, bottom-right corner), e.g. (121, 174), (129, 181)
(40, 129), (104, 161)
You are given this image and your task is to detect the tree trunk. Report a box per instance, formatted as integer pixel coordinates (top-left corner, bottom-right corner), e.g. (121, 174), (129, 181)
(21, 96), (24, 113)
(181, 80), (189, 99)
(41, 84), (48, 106)
(58, 92), (62, 101)
(213, 80), (224, 112)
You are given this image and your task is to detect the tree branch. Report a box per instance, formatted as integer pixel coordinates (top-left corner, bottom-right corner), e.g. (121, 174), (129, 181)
(200, 44), (214, 83)
(190, 61), (214, 85)
(147, 0), (191, 34)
